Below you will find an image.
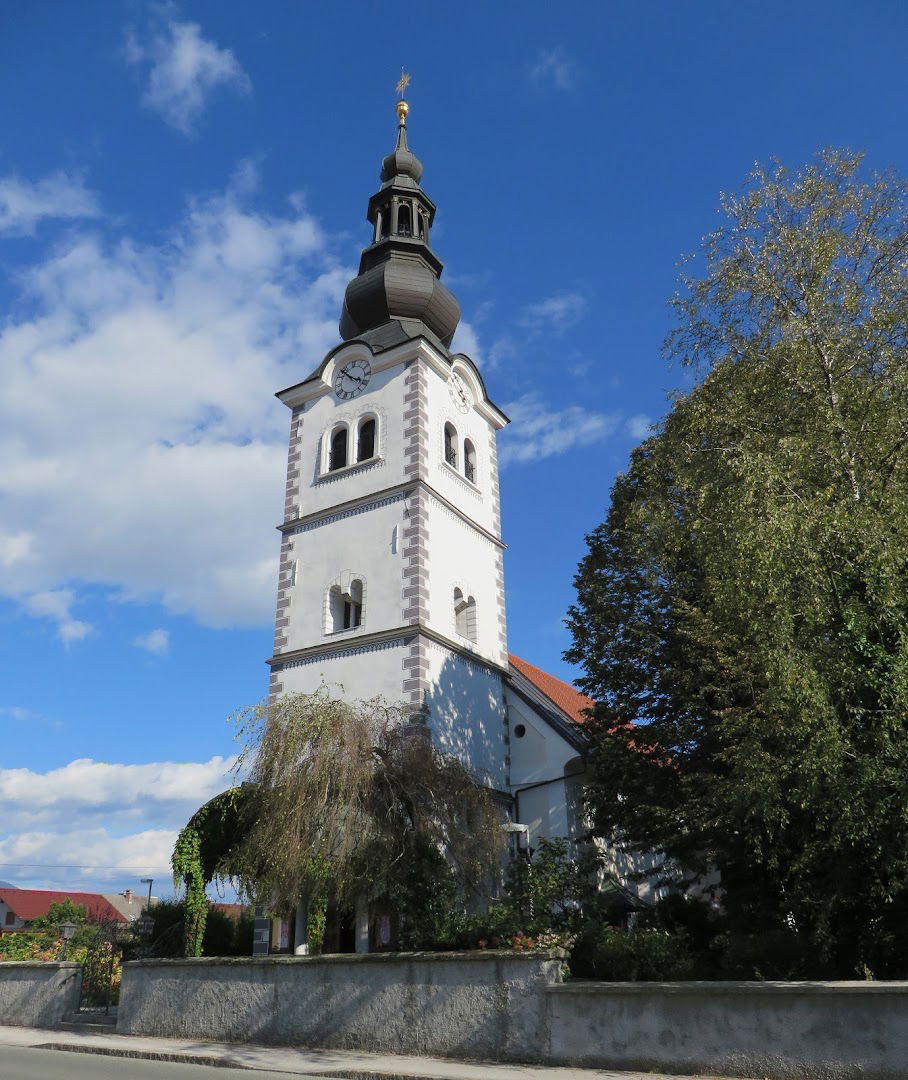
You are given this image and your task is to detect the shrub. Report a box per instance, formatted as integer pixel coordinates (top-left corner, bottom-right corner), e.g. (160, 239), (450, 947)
(570, 924), (695, 981)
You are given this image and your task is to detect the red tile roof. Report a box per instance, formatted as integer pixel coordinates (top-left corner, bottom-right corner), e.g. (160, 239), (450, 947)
(508, 654), (595, 726)
(211, 902), (247, 921)
(0, 888), (126, 924)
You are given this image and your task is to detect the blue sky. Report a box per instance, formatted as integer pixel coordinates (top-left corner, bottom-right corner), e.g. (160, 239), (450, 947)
(1, 1), (906, 895)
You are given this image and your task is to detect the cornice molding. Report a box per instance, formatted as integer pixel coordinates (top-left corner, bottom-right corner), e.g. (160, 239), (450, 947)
(268, 623), (510, 678)
(278, 478), (506, 549)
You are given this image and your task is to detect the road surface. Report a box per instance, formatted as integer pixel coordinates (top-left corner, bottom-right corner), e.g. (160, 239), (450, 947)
(0, 1043), (332, 1080)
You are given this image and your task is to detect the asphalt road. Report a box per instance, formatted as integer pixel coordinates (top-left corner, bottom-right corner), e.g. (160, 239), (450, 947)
(0, 1044), (334, 1079)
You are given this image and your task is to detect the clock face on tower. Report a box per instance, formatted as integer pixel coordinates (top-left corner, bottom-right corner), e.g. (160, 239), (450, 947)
(334, 358), (372, 400)
(448, 372), (471, 413)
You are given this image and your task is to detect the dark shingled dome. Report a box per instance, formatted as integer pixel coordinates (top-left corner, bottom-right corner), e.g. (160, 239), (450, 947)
(339, 112), (459, 348)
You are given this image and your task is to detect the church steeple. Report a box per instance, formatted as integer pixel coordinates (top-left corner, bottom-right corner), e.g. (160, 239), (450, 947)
(339, 91), (460, 349)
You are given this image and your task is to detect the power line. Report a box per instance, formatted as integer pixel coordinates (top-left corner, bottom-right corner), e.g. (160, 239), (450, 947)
(0, 862), (171, 871)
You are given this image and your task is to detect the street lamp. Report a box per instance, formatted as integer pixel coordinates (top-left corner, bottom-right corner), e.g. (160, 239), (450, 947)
(140, 878), (153, 909)
(59, 920), (78, 960)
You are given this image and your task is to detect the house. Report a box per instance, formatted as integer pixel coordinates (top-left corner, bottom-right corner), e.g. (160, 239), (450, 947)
(0, 888), (126, 930)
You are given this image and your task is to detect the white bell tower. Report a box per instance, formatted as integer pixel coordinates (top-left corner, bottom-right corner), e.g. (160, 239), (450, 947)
(268, 98), (511, 788)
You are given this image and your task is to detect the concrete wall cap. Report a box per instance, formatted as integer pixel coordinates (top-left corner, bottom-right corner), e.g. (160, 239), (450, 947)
(0, 961), (82, 970)
(125, 947), (567, 968)
(547, 979), (908, 995)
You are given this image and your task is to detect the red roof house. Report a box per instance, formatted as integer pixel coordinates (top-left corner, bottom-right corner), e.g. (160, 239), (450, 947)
(0, 888), (126, 931)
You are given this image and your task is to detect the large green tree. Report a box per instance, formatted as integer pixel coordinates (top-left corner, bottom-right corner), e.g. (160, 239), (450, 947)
(566, 150), (908, 976)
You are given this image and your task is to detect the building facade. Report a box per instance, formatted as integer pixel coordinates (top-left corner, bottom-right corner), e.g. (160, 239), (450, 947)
(260, 98), (612, 952)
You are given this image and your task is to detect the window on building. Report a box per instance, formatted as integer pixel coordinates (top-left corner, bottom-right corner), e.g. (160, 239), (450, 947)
(454, 588), (477, 642)
(329, 425), (348, 471)
(417, 211), (426, 239)
(357, 417), (376, 461)
(444, 423), (458, 468)
(4, 911), (15, 926)
(463, 439), (477, 483)
(398, 203), (412, 236)
(380, 205), (390, 238)
(329, 579), (364, 632)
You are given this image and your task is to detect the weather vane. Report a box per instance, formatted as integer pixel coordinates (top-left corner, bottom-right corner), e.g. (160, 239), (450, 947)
(395, 70), (411, 126)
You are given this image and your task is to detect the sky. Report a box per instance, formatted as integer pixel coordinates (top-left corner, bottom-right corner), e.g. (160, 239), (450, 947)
(1, 0), (906, 897)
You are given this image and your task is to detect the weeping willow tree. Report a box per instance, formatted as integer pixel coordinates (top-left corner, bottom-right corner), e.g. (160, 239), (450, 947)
(174, 688), (504, 956)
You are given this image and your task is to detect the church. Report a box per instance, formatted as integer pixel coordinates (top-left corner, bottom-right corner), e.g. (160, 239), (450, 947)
(258, 93), (604, 952)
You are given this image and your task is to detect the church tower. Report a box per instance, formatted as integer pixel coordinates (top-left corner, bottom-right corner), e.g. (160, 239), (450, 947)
(268, 95), (511, 789)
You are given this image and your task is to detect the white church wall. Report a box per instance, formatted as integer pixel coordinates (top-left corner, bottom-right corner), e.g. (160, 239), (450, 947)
(282, 495), (406, 653)
(506, 692), (578, 846)
(275, 637), (412, 704)
(291, 359), (409, 519)
(424, 495), (503, 665)
(423, 641), (508, 790)
(422, 365), (500, 537)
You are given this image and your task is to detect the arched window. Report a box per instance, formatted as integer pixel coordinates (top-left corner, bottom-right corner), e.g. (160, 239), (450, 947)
(330, 579), (363, 632)
(357, 417), (376, 461)
(329, 425), (348, 471)
(463, 439), (476, 483)
(417, 212), (426, 240)
(380, 205), (390, 238)
(444, 423), (458, 468)
(454, 588), (477, 643)
(397, 203), (412, 237)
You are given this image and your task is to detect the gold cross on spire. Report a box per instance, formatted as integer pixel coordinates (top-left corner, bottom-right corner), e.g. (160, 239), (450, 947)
(396, 69), (411, 99)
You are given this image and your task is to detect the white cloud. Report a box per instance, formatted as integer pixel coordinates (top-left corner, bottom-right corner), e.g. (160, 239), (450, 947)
(0, 828), (178, 887)
(0, 707), (31, 723)
(134, 628), (170, 654)
(625, 414), (653, 440)
(0, 755), (237, 889)
(0, 756), (235, 813)
(125, 17), (251, 134)
(21, 589), (93, 644)
(521, 292), (587, 334)
(451, 320), (482, 364)
(529, 47), (579, 91)
(0, 172), (100, 235)
(0, 177), (348, 632)
(500, 393), (618, 466)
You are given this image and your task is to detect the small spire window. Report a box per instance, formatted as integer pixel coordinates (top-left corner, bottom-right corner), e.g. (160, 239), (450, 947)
(357, 417), (376, 461)
(380, 205), (390, 239)
(397, 203), (412, 237)
(444, 423), (458, 469)
(329, 425), (348, 471)
(330, 579), (363, 632)
(454, 588), (477, 643)
(464, 439), (476, 484)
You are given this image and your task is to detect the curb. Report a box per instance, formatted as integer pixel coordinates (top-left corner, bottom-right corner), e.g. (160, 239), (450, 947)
(33, 1042), (472, 1080)
(34, 1043), (251, 1070)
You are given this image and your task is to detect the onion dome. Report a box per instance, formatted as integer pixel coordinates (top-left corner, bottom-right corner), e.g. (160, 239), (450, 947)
(339, 97), (460, 349)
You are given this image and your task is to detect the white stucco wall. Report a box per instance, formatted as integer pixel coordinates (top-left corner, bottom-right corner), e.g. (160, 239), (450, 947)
(424, 493), (502, 664)
(424, 641), (508, 789)
(282, 494), (406, 652)
(291, 354), (409, 519)
(275, 637), (413, 704)
(506, 691), (580, 845)
(422, 359), (499, 537)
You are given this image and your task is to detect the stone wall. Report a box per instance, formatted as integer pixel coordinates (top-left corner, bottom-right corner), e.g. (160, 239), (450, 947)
(117, 956), (908, 1079)
(0, 962), (82, 1028)
(546, 980), (908, 1080)
(118, 950), (564, 1060)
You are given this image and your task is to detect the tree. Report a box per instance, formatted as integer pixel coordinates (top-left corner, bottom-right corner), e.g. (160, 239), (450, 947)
(566, 150), (908, 977)
(30, 899), (89, 933)
(176, 688), (504, 955)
